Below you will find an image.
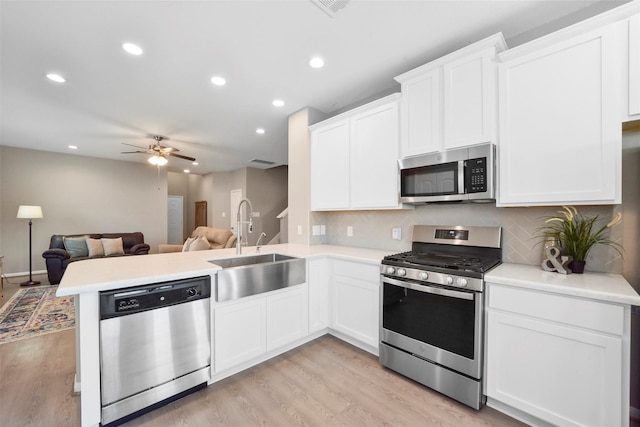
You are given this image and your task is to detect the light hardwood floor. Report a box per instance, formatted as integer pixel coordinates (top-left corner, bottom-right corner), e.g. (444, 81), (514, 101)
(1, 325), (525, 427)
(1, 277), (638, 427)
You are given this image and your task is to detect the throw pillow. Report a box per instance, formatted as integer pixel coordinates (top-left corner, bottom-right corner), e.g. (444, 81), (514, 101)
(188, 236), (211, 251)
(86, 238), (105, 257)
(63, 236), (89, 258)
(182, 237), (197, 252)
(102, 237), (125, 256)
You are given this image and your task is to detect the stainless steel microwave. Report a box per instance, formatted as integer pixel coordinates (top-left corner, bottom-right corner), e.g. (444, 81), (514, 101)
(399, 143), (496, 204)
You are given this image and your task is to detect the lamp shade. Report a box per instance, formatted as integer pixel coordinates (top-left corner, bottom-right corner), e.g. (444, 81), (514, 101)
(17, 205), (43, 219)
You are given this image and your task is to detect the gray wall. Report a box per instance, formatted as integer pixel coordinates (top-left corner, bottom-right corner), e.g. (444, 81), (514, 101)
(0, 146), (167, 274)
(247, 166), (288, 246)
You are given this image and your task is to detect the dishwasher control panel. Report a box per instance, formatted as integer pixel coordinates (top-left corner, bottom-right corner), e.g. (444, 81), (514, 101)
(99, 275), (211, 319)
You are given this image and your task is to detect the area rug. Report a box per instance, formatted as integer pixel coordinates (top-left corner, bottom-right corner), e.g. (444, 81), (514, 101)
(0, 286), (75, 344)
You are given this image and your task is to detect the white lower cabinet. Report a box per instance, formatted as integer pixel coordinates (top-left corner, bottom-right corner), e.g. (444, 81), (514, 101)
(486, 283), (628, 427)
(214, 297), (266, 372)
(308, 257), (330, 333)
(330, 259), (380, 351)
(266, 285), (308, 351)
(214, 284), (308, 373)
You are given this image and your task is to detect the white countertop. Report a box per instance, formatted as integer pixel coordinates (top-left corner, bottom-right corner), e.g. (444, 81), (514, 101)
(486, 263), (640, 306)
(56, 243), (393, 296)
(58, 245), (640, 307)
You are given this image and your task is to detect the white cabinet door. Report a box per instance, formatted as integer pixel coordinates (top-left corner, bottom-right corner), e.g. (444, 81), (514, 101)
(350, 101), (400, 208)
(308, 258), (330, 333)
(310, 94), (403, 211)
(486, 310), (623, 427)
(331, 260), (380, 349)
(498, 23), (621, 206)
(396, 33), (505, 157)
(310, 119), (350, 210)
(628, 14), (640, 118)
(214, 297), (267, 372)
(443, 47), (496, 149)
(266, 285), (308, 351)
(398, 68), (442, 157)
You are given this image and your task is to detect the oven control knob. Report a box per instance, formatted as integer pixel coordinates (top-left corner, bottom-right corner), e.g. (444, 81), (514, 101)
(445, 276), (454, 285)
(419, 272), (429, 281)
(385, 266), (396, 275)
(397, 268), (407, 277)
(456, 278), (468, 287)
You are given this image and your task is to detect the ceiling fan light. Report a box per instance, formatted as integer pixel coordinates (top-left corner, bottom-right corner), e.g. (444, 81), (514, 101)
(148, 154), (167, 166)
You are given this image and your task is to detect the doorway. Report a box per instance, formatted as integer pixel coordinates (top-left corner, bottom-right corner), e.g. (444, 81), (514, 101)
(167, 195), (184, 244)
(195, 201), (207, 228)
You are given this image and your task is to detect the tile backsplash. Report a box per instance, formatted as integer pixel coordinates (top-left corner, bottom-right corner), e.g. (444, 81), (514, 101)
(311, 204), (623, 274)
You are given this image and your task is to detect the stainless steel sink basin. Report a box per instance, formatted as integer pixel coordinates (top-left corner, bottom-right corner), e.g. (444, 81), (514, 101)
(210, 253), (305, 302)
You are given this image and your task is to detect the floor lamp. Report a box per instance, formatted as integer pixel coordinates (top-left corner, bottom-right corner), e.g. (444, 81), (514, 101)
(17, 205), (43, 287)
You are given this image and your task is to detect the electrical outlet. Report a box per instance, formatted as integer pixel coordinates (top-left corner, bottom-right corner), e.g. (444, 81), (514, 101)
(347, 226), (353, 237)
(253, 211), (260, 217)
(312, 225), (321, 236)
(320, 225), (326, 235)
(392, 227), (402, 240)
(297, 225), (303, 235)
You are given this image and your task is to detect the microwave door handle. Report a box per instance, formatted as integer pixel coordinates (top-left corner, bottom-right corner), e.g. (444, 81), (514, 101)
(383, 277), (473, 300)
(458, 160), (465, 194)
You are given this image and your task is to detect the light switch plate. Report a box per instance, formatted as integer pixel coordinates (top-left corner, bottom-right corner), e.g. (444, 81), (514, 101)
(320, 225), (326, 235)
(297, 225), (303, 235)
(347, 226), (353, 237)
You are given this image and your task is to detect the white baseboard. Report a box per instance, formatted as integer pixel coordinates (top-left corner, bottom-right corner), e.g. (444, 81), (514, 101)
(3, 269), (47, 278)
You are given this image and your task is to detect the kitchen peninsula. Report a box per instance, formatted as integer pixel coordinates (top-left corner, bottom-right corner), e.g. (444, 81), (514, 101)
(58, 244), (640, 427)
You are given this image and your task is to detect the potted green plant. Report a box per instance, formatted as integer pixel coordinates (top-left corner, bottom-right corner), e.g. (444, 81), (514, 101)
(539, 206), (623, 273)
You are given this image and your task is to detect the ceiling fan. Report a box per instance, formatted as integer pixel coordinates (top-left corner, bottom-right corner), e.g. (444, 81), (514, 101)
(121, 135), (196, 166)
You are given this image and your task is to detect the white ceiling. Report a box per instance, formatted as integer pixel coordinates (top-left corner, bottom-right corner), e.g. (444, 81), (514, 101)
(0, 0), (629, 174)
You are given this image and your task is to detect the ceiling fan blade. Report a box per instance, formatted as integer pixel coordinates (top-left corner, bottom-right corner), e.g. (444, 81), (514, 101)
(121, 151), (148, 154)
(159, 146), (178, 153)
(122, 142), (147, 149)
(169, 153), (196, 162)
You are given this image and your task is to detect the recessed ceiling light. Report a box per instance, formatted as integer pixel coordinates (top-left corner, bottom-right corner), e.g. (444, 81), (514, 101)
(192, 161), (199, 166)
(46, 73), (66, 83)
(309, 57), (324, 68)
(68, 145), (78, 150)
(210, 76), (226, 86)
(183, 169), (190, 174)
(272, 99), (285, 107)
(256, 128), (265, 134)
(122, 43), (143, 55)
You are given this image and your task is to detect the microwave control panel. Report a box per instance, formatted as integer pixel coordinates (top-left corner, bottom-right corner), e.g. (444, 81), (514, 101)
(466, 157), (487, 193)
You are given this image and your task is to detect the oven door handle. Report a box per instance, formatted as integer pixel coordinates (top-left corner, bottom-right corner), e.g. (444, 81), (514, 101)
(383, 277), (474, 300)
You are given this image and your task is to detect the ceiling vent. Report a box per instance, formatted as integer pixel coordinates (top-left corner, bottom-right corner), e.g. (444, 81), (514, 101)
(310, 0), (350, 18)
(250, 158), (277, 167)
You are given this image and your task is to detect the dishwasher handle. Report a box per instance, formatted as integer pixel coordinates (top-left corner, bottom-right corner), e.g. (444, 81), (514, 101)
(100, 275), (211, 319)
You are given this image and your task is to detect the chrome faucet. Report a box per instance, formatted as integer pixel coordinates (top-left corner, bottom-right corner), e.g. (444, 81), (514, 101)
(236, 198), (254, 254)
(256, 232), (267, 253)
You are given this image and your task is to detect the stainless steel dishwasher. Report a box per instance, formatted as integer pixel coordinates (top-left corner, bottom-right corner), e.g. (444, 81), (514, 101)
(99, 275), (211, 425)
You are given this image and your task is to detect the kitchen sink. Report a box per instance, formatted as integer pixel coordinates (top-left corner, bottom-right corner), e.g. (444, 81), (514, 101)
(209, 253), (305, 302)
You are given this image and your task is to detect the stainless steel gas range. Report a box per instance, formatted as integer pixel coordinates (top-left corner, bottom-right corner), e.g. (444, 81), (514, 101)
(379, 224), (502, 410)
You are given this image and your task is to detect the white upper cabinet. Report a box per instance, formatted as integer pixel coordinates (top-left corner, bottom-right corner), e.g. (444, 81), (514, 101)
(627, 14), (640, 119)
(310, 93), (406, 211)
(497, 22), (622, 206)
(443, 47), (498, 149)
(397, 68), (441, 156)
(395, 33), (507, 157)
(310, 119), (350, 210)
